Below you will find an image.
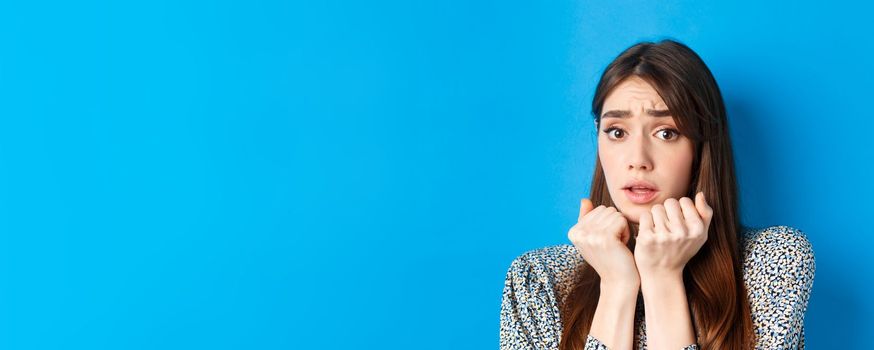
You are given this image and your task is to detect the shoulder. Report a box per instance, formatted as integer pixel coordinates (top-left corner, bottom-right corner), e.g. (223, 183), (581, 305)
(740, 225), (815, 266)
(740, 224), (816, 294)
(504, 244), (584, 301)
(506, 244), (582, 281)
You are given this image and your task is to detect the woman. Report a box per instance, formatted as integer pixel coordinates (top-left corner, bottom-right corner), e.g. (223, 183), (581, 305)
(499, 39), (815, 350)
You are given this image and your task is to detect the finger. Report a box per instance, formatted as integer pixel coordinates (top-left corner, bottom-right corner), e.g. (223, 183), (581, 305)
(679, 196), (700, 228)
(607, 211), (630, 243)
(695, 192), (713, 225)
(651, 204), (668, 233)
(582, 204), (608, 225)
(637, 211), (653, 245)
(591, 205), (616, 225)
(663, 198), (684, 231)
(614, 213), (630, 244)
(578, 198), (594, 222)
(638, 210), (653, 232)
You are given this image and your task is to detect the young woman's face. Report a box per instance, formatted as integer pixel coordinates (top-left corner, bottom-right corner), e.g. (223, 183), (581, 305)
(598, 76), (695, 224)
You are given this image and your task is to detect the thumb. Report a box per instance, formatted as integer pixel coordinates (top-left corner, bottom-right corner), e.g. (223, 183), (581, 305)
(578, 198), (594, 222)
(695, 191), (713, 222)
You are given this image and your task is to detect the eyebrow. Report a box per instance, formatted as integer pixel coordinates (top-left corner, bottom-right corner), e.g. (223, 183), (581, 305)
(601, 109), (672, 119)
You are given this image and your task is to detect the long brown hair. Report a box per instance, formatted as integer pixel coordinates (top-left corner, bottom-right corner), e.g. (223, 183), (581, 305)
(559, 39), (755, 350)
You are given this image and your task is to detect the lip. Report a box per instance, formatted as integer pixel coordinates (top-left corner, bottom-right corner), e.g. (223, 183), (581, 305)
(623, 187), (659, 204)
(623, 179), (659, 191)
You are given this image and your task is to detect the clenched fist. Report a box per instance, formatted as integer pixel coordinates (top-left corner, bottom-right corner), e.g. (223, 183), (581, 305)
(568, 199), (640, 288)
(633, 192), (713, 278)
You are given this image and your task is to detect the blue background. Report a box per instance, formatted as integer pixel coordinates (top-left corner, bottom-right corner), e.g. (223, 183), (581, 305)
(0, 0), (868, 348)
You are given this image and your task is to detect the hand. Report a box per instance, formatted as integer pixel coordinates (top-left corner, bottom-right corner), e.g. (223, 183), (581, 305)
(568, 198), (640, 287)
(633, 192), (713, 277)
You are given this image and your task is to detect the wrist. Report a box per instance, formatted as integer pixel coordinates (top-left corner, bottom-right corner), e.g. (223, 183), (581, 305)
(600, 278), (640, 296)
(640, 270), (685, 296)
(639, 268), (683, 284)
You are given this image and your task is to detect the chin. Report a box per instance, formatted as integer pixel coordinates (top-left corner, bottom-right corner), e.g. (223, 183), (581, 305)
(618, 207), (641, 224)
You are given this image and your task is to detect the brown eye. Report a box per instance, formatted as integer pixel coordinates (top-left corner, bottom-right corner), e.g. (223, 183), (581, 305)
(657, 128), (681, 141)
(603, 127), (625, 140)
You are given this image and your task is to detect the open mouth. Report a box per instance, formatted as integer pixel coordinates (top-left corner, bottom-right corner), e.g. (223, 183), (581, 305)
(623, 187), (658, 204)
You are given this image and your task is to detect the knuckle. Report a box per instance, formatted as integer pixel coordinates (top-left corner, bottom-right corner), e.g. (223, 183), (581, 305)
(568, 225), (583, 238)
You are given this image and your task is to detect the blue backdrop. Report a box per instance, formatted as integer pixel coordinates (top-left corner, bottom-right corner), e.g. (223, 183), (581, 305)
(0, 0), (868, 348)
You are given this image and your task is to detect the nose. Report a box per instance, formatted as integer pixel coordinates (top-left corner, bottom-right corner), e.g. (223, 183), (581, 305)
(626, 133), (653, 171)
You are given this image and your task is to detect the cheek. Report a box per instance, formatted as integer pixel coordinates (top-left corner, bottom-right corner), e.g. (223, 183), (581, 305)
(598, 148), (627, 201)
(598, 147), (621, 180)
(662, 147), (695, 193)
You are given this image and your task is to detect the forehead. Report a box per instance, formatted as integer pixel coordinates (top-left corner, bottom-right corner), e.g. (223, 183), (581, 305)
(603, 76), (667, 110)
